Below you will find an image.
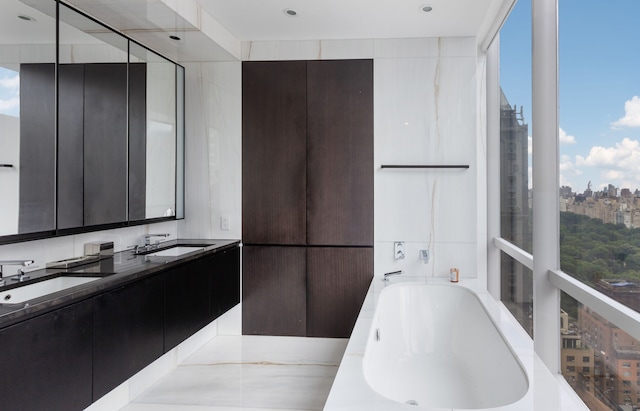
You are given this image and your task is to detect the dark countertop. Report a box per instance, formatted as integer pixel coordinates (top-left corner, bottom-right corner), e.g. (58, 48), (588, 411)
(0, 239), (240, 328)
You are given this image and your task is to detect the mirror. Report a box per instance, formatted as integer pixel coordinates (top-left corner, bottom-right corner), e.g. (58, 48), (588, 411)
(0, 0), (184, 242)
(129, 43), (177, 220)
(58, 2), (130, 228)
(0, 0), (57, 236)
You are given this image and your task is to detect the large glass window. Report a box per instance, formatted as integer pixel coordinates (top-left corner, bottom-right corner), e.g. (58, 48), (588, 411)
(499, 0), (532, 330)
(558, 2), (640, 314)
(558, 2), (640, 408)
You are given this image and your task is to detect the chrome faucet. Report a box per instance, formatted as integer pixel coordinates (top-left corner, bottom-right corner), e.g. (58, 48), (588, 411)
(0, 260), (35, 286)
(383, 270), (403, 282)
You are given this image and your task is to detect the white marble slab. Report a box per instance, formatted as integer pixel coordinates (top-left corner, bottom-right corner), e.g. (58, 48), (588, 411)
(123, 336), (347, 411)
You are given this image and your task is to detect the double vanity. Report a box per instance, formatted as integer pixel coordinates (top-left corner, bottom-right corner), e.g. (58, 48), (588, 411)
(0, 239), (240, 411)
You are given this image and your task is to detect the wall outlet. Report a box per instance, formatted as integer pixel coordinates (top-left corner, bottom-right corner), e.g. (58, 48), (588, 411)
(394, 242), (405, 260)
(420, 249), (430, 264)
(220, 215), (230, 231)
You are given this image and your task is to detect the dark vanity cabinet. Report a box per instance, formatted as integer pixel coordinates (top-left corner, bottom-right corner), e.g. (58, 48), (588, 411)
(242, 60), (374, 338)
(164, 257), (212, 351)
(0, 299), (93, 411)
(210, 246), (241, 320)
(165, 246), (241, 350)
(92, 273), (164, 400)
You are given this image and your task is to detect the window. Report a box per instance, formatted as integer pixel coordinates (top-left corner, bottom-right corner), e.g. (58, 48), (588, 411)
(0, 67), (19, 118)
(567, 356), (575, 363)
(583, 356), (590, 363)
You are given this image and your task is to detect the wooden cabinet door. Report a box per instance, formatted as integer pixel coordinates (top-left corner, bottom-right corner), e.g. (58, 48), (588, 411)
(92, 273), (164, 400)
(306, 60), (374, 246)
(242, 61), (307, 245)
(307, 247), (373, 338)
(242, 245), (306, 336)
(210, 246), (241, 320)
(164, 257), (212, 351)
(0, 300), (93, 411)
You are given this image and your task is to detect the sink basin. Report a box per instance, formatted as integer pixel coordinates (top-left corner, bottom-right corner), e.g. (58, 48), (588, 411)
(0, 276), (100, 305)
(146, 246), (204, 257)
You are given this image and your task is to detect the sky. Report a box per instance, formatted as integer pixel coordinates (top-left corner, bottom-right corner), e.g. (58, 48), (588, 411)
(0, 67), (20, 118)
(500, 0), (640, 194)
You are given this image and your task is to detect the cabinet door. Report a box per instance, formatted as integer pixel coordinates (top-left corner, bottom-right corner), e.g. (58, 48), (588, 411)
(93, 274), (164, 400)
(242, 61), (307, 245)
(0, 300), (93, 411)
(307, 60), (374, 246)
(164, 257), (212, 351)
(307, 247), (373, 338)
(83, 63), (128, 226)
(242, 246), (306, 336)
(210, 246), (240, 320)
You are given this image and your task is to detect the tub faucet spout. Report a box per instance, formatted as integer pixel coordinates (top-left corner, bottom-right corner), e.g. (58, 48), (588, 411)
(383, 270), (403, 282)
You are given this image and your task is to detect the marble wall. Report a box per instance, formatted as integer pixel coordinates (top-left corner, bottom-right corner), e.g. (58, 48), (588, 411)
(240, 37), (484, 281)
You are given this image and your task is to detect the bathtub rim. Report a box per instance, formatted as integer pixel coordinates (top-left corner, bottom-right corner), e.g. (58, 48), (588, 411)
(361, 281), (530, 409)
(323, 276), (590, 411)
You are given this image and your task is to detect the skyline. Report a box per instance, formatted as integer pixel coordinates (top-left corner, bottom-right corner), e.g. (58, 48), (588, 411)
(501, 0), (640, 193)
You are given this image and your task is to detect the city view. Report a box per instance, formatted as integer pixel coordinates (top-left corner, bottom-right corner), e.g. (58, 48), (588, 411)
(501, 95), (640, 411)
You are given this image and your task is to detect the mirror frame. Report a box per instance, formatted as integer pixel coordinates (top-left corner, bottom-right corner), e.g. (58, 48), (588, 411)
(0, 0), (185, 245)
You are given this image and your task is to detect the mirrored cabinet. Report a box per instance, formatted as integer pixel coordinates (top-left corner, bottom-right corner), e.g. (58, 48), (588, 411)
(0, 0), (185, 244)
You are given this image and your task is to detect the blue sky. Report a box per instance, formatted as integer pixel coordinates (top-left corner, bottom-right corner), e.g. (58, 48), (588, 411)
(500, 0), (640, 193)
(0, 67), (20, 118)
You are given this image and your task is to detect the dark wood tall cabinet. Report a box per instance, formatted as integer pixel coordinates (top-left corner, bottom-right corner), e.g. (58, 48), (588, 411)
(242, 59), (374, 338)
(242, 61), (307, 245)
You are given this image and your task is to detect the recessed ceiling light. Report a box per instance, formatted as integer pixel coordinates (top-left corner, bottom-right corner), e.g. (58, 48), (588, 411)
(17, 14), (36, 22)
(283, 9), (298, 17)
(420, 5), (433, 13)
(169, 35), (181, 41)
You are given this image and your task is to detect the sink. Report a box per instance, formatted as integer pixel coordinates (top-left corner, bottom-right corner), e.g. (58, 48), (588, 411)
(146, 246), (204, 257)
(0, 276), (100, 305)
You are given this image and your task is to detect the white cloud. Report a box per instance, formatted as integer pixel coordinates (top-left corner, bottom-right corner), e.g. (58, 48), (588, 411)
(559, 127), (576, 144)
(612, 96), (640, 128)
(0, 75), (19, 91)
(576, 138), (640, 171)
(0, 96), (19, 112)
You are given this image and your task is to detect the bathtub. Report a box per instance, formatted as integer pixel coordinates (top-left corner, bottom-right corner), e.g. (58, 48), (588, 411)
(324, 278), (589, 411)
(363, 283), (528, 409)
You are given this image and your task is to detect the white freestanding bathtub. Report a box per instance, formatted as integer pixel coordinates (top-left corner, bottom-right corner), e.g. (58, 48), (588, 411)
(324, 278), (589, 411)
(363, 283), (528, 409)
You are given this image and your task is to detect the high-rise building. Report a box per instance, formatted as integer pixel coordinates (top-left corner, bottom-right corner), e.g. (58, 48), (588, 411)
(499, 89), (532, 335)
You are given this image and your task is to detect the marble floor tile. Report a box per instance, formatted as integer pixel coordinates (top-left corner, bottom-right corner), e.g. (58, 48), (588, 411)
(121, 336), (348, 411)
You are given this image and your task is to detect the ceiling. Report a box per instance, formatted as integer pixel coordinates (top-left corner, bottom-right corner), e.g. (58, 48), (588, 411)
(198, 0), (509, 42)
(3, 0), (514, 62)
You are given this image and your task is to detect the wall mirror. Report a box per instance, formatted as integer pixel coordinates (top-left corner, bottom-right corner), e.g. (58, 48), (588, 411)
(0, 0), (57, 236)
(0, 0), (184, 243)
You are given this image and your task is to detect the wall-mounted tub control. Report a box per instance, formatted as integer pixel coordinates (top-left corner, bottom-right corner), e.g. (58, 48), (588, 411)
(394, 242), (405, 260)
